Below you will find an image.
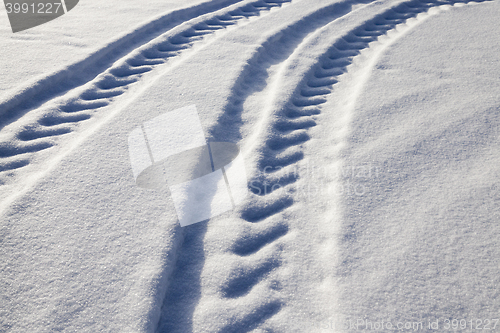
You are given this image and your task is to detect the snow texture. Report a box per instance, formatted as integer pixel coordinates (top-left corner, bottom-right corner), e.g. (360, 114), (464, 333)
(0, 0), (499, 332)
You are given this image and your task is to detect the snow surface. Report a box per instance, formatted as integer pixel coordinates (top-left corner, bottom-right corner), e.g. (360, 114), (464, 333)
(0, 0), (499, 332)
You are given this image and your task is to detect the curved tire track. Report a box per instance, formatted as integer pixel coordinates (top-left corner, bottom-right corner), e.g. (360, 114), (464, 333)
(204, 0), (492, 331)
(156, 1), (383, 332)
(0, 0), (292, 188)
(241, 0), (492, 246)
(0, 0), (243, 122)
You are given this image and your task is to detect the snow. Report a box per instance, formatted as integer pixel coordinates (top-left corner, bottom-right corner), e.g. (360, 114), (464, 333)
(1, 0), (499, 332)
(334, 3), (500, 327)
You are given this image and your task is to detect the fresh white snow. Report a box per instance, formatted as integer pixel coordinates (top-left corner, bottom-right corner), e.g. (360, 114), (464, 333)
(0, 0), (499, 332)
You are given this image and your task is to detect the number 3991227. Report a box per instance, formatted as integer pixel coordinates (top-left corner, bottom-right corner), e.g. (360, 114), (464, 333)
(5, 3), (63, 14)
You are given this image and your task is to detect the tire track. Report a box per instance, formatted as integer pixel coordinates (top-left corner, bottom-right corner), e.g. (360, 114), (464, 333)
(240, 0), (492, 255)
(155, 1), (382, 332)
(6, 0), (297, 118)
(204, 0), (491, 331)
(0, 0), (292, 189)
(0, 0), (242, 122)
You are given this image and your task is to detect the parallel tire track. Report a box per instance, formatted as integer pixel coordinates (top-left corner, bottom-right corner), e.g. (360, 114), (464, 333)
(0, 0), (292, 186)
(157, 1), (379, 331)
(0, 0), (241, 120)
(211, 0), (491, 331)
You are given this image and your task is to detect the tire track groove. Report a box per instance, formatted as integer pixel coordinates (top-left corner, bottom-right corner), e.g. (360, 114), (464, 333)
(157, 2), (374, 331)
(0, 0), (292, 185)
(213, 0), (491, 331)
